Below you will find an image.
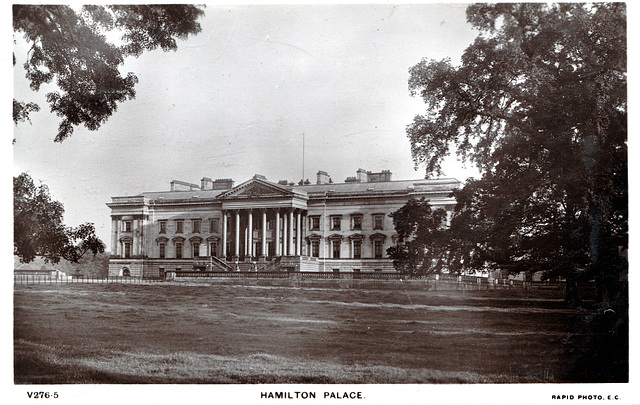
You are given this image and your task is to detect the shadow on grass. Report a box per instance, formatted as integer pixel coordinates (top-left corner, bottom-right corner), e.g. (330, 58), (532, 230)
(566, 310), (629, 383)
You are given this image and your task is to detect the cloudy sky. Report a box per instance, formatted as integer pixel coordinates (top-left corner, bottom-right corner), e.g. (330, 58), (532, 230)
(13, 3), (481, 247)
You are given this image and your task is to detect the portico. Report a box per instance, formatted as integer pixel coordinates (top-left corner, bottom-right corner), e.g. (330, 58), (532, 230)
(217, 178), (309, 261)
(221, 207), (306, 260)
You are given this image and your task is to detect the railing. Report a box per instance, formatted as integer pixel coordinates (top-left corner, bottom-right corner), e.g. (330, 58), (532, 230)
(175, 271), (289, 279)
(14, 271), (569, 289)
(209, 256), (234, 271)
(352, 272), (406, 280)
(171, 271), (568, 288)
(300, 272), (336, 280)
(175, 271), (408, 280)
(260, 256), (283, 273)
(14, 275), (164, 285)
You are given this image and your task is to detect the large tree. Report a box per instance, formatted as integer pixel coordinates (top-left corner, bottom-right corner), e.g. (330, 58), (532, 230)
(388, 197), (488, 277)
(403, 3), (627, 304)
(13, 4), (205, 141)
(14, 172), (105, 264)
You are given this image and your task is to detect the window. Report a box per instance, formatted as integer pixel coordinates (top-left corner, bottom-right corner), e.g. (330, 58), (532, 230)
(351, 215), (362, 230)
(193, 219), (201, 233)
(193, 243), (200, 257)
(330, 216), (341, 231)
(176, 220), (184, 233)
(311, 240), (320, 258)
(175, 242), (183, 258)
(124, 221), (132, 232)
(374, 240), (384, 258)
(373, 214), (385, 230)
(210, 218), (219, 233)
(332, 240), (341, 258)
(209, 242), (218, 257)
(353, 240), (362, 259)
(159, 243), (166, 259)
(124, 242), (131, 258)
(310, 216), (320, 231)
(159, 221), (167, 234)
(268, 219), (275, 230)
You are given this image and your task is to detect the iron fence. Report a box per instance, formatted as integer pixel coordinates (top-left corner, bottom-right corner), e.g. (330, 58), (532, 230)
(14, 271), (569, 290)
(14, 275), (163, 285)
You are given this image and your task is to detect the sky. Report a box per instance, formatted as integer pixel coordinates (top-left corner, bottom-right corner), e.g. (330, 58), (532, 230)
(13, 4), (482, 248)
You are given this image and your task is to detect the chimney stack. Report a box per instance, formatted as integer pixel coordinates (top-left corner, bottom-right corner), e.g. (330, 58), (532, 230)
(213, 179), (234, 190)
(317, 170), (331, 184)
(356, 168), (368, 183)
(201, 177), (213, 190)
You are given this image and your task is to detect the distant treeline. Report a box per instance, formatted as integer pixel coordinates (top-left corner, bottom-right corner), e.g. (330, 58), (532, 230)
(14, 253), (109, 278)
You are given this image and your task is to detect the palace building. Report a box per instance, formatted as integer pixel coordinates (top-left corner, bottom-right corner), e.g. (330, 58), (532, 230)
(106, 169), (461, 278)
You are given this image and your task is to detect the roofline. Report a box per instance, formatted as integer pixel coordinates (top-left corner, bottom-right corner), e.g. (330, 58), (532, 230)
(109, 177), (463, 202)
(293, 177), (461, 188)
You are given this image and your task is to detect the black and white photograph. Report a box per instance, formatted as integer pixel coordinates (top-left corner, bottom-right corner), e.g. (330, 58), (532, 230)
(8, 1), (635, 404)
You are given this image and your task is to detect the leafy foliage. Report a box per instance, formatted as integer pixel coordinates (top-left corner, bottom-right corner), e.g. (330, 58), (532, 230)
(404, 4), (627, 303)
(13, 100), (40, 124)
(13, 5), (205, 141)
(387, 198), (448, 276)
(14, 172), (105, 264)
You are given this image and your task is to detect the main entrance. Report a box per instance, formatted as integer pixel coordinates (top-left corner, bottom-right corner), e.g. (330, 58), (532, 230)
(217, 178), (309, 261)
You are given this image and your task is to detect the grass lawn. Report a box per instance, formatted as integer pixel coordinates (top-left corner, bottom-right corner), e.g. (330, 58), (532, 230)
(13, 283), (627, 384)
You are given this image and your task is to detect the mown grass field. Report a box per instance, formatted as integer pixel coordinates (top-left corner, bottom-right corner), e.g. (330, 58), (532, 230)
(13, 282), (626, 384)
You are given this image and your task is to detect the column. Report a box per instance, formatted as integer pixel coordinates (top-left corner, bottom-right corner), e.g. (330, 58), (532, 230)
(111, 218), (119, 256)
(222, 212), (227, 258)
(248, 210), (253, 259)
(234, 210), (240, 258)
(275, 210), (281, 256)
(261, 210), (267, 257)
(296, 210), (302, 256)
(282, 212), (288, 256)
(244, 224), (248, 257)
(134, 219), (140, 256)
(288, 209), (294, 256)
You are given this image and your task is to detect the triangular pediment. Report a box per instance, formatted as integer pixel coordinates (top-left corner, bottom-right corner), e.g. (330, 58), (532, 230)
(218, 179), (293, 199)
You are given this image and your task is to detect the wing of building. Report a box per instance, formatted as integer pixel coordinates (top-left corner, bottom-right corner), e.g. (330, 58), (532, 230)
(106, 169), (461, 277)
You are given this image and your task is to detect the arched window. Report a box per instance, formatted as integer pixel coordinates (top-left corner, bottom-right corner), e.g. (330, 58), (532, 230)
(122, 267), (131, 277)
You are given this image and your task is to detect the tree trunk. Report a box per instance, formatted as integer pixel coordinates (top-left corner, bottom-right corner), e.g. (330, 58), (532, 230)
(564, 274), (581, 305)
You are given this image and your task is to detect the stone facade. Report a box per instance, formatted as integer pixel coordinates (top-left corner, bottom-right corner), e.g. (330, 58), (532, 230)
(106, 169), (461, 277)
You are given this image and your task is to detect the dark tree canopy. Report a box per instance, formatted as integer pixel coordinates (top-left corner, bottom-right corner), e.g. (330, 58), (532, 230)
(388, 198), (454, 276)
(14, 172), (105, 264)
(13, 4), (205, 142)
(403, 3), (627, 304)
